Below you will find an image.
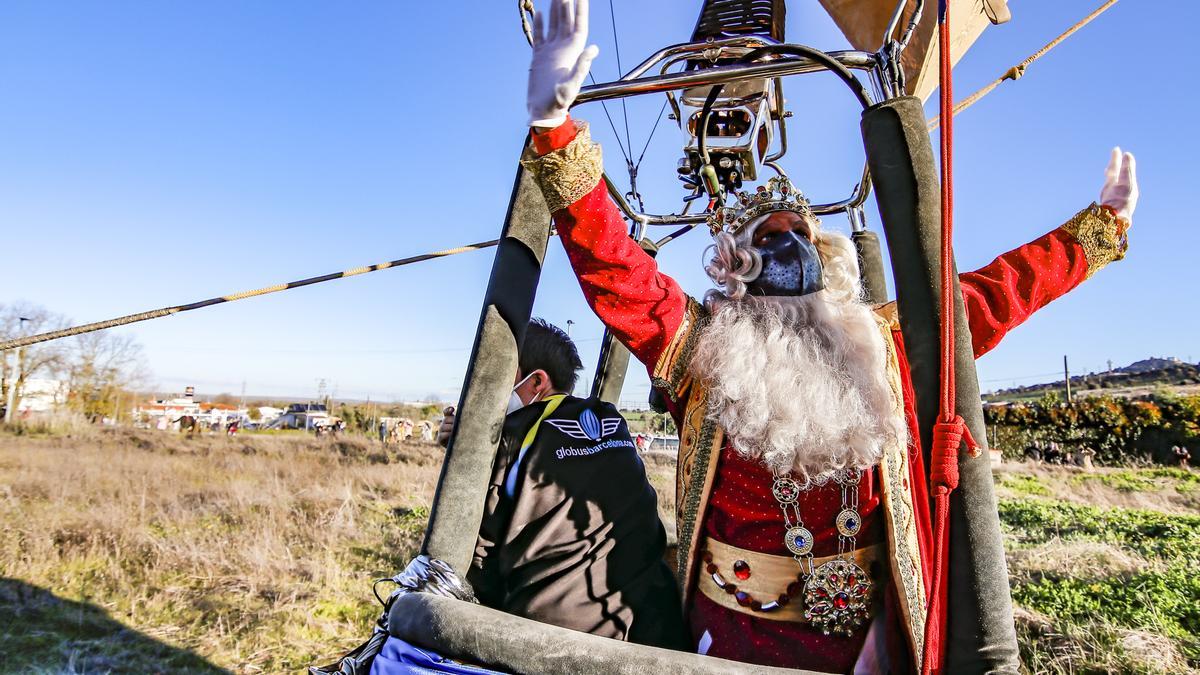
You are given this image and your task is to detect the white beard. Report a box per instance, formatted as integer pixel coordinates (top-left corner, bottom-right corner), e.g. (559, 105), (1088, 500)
(690, 292), (906, 482)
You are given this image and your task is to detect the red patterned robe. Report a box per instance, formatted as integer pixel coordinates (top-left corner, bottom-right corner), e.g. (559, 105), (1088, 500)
(523, 117), (1126, 673)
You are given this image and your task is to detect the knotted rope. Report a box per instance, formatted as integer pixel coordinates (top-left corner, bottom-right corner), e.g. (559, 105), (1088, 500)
(922, 2), (965, 672)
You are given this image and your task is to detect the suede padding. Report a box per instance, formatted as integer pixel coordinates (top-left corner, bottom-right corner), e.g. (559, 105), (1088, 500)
(389, 594), (817, 675)
(421, 147), (552, 573)
(861, 97), (1018, 673)
(852, 229), (890, 304)
(591, 329), (632, 404)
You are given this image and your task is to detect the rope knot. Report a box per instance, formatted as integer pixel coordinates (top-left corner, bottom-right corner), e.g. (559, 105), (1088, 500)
(930, 415), (979, 493)
(1003, 64), (1026, 82)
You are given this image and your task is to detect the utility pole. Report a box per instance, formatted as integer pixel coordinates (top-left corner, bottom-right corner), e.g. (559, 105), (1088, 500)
(366, 395), (373, 436)
(2, 350), (15, 425)
(566, 319), (575, 337)
(4, 318), (31, 425)
(1063, 355), (1072, 404)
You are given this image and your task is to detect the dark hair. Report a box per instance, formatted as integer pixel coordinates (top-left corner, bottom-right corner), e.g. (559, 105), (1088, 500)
(520, 318), (583, 393)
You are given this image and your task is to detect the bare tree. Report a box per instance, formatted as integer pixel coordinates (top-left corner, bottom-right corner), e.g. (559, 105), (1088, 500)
(1, 303), (70, 422)
(64, 331), (150, 423)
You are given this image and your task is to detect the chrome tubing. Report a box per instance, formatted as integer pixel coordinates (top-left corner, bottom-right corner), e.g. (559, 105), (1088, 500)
(622, 36), (781, 82)
(761, 77), (788, 165)
(882, 0), (925, 50)
(604, 172), (873, 229)
(575, 51), (877, 106)
(585, 47), (879, 233)
(883, 0), (909, 48)
(898, 0), (925, 50)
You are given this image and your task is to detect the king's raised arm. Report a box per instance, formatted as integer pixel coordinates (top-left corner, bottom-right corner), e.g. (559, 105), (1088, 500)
(520, 0), (689, 369)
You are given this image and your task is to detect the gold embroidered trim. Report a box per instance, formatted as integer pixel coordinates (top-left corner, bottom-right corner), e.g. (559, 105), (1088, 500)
(1060, 202), (1128, 279)
(873, 300), (900, 329)
(519, 121), (604, 213)
(652, 297), (707, 401)
(875, 313), (927, 671)
(675, 384), (722, 599)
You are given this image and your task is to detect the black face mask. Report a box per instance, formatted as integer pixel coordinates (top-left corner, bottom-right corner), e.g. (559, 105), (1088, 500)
(746, 230), (825, 297)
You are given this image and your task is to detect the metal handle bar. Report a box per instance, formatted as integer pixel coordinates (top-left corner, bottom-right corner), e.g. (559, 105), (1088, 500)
(604, 169), (870, 228)
(884, 0), (925, 51)
(575, 50), (877, 106)
(621, 36), (781, 82)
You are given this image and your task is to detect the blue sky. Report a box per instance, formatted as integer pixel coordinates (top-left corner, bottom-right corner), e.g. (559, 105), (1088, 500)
(1, 1), (1193, 404)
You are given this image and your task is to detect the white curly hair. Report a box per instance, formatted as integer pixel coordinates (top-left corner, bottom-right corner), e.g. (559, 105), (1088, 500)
(691, 212), (906, 480)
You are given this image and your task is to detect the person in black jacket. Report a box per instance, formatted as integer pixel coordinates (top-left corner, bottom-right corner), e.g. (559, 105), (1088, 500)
(439, 318), (686, 650)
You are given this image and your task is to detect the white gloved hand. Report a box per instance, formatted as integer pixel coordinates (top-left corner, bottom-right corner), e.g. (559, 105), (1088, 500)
(1100, 147), (1138, 223)
(527, 0), (599, 128)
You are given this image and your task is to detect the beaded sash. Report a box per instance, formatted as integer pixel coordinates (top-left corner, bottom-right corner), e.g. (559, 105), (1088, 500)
(697, 536), (884, 623)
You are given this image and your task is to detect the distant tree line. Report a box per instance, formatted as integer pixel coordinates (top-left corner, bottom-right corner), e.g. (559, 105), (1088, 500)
(985, 391), (1200, 464)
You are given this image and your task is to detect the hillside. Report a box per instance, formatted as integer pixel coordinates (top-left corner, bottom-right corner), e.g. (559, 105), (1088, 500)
(986, 358), (1200, 403)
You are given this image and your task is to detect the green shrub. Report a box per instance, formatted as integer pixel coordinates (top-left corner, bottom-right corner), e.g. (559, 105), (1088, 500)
(997, 473), (1050, 497)
(985, 392), (1200, 464)
(999, 499), (1200, 563)
(1012, 569), (1200, 660)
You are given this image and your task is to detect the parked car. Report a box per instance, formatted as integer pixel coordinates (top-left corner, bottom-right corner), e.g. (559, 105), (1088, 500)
(646, 435), (679, 453)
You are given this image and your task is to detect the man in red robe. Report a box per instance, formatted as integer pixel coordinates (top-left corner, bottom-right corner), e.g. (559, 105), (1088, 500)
(518, 1), (1139, 671)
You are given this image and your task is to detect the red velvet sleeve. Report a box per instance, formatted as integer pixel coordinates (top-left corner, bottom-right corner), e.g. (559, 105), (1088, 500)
(533, 119), (689, 368)
(960, 227), (1090, 358)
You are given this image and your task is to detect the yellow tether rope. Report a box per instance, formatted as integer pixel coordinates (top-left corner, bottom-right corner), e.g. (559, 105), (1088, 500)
(928, 0), (1120, 131)
(0, 239), (503, 352)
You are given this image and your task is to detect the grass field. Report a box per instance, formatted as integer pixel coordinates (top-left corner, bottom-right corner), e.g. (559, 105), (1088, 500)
(0, 429), (442, 673)
(0, 429), (1196, 674)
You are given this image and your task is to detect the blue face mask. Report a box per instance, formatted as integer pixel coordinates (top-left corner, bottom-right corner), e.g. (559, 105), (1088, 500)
(747, 230), (825, 297)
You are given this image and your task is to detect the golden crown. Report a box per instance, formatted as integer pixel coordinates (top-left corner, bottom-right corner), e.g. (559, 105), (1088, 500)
(706, 176), (815, 236)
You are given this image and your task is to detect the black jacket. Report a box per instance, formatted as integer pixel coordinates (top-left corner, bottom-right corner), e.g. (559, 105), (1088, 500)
(467, 395), (686, 650)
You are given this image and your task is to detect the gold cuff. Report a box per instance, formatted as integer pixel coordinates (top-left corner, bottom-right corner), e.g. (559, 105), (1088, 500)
(520, 121), (604, 213)
(1061, 202), (1129, 279)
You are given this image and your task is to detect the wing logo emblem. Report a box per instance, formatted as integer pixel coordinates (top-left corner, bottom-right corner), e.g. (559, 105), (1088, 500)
(546, 408), (622, 442)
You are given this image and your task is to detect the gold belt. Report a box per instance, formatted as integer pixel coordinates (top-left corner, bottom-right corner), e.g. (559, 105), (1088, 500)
(697, 536), (883, 623)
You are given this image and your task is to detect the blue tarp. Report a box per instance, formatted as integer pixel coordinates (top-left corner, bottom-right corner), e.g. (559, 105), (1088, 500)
(369, 636), (506, 675)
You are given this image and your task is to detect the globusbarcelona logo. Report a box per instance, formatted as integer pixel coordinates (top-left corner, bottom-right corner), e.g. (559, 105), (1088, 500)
(546, 408), (622, 442)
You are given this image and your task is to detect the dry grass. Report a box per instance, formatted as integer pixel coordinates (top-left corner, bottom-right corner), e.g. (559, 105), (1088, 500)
(995, 462), (1200, 515)
(1007, 539), (1148, 579)
(1015, 606), (1193, 675)
(0, 428), (443, 673)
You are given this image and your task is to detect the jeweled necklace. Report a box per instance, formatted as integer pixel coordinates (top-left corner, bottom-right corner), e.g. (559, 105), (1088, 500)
(704, 467), (874, 635)
(778, 468), (872, 635)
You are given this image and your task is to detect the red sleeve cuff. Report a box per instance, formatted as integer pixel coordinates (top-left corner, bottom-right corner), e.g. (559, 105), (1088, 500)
(532, 117), (579, 155)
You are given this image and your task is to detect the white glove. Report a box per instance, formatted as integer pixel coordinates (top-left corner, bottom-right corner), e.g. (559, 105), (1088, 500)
(1100, 147), (1138, 223)
(527, 0), (599, 128)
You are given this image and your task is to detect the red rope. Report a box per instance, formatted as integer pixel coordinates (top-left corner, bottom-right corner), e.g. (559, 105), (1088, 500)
(921, 2), (980, 673)
(938, 1), (955, 421)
